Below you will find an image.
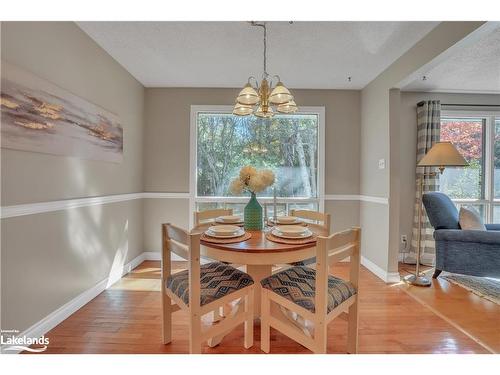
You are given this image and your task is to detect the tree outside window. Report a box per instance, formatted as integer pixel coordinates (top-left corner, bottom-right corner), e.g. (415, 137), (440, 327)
(196, 113), (319, 199)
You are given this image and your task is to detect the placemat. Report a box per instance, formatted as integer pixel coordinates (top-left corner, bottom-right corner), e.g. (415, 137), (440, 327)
(201, 231), (252, 244)
(265, 231), (317, 245)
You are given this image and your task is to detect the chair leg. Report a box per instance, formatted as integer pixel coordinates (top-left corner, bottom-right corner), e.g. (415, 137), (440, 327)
(347, 300), (359, 354)
(212, 308), (222, 322)
(314, 320), (327, 354)
(189, 312), (202, 354)
(433, 269), (442, 279)
(223, 303), (231, 317)
(260, 289), (271, 353)
(244, 287), (254, 349)
(162, 292), (172, 345)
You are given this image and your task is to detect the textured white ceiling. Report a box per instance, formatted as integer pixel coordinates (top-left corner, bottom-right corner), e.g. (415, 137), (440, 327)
(77, 21), (438, 89)
(402, 25), (500, 93)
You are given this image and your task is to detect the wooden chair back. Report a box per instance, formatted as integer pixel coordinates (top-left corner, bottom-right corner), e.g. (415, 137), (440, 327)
(194, 208), (233, 227)
(315, 228), (361, 316)
(162, 223), (201, 309)
(290, 209), (331, 234)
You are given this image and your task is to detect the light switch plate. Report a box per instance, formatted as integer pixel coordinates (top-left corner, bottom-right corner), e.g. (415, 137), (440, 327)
(378, 159), (386, 170)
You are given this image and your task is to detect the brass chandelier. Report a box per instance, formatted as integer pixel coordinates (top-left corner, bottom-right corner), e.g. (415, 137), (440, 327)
(233, 22), (297, 118)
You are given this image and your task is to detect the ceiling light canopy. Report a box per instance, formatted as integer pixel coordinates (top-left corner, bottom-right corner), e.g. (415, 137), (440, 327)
(233, 22), (297, 118)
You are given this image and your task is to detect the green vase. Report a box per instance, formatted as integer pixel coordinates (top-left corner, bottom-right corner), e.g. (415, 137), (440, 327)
(244, 192), (263, 230)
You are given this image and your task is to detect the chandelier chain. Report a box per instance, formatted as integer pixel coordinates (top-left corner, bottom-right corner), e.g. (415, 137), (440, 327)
(251, 21), (268, 78)
(263, 23), (267, 77)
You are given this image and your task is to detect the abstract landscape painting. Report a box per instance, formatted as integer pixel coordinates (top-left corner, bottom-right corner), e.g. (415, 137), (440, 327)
(1, 62), (123, 163)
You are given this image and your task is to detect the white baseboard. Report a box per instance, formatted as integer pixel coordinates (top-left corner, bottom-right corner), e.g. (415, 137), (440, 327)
(398, 252), (435, 266)
(361, 256), (401, 284)
(143, 251), (188, 262)
(143, 251), (161, 261)
(1, 251), (148, 354)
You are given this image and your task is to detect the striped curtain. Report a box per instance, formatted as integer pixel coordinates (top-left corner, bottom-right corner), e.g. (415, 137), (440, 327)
(408, 100), (441, 265)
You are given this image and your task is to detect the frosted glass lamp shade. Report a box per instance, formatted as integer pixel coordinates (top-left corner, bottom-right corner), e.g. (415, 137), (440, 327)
(276, 100), (298, 114)
(254, 105), (274, 118)
(233, 102), (253, 116)
(236, 83), (260, 105)
(418, 142), (467, 170)
(269, 82), (293, 105)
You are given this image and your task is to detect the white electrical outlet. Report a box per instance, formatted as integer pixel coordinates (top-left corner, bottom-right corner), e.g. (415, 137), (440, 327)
(401, 235), (408, 250)
(378, 159), (385, 169)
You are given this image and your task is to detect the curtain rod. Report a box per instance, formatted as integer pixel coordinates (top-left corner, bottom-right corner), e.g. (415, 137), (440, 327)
(417, 101), (499, 107)
(442, 103), (500, 107)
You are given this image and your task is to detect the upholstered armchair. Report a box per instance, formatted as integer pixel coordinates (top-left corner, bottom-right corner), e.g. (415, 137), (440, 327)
(422, 192), (500, 278)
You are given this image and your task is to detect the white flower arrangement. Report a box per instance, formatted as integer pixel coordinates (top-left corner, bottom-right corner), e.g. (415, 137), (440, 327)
(229, 165), (275, 195)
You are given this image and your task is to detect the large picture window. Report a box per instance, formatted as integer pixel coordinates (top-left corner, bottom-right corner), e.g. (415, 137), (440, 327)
(440, 110), (500, 222)
(190, 106), (324, 225)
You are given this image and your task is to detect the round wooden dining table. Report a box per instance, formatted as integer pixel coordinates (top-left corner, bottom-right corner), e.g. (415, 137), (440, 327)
(198, 224), (326, 318)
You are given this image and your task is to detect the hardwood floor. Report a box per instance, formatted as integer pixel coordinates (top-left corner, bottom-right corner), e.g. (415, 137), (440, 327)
(398, 267), (500, 353)
(24, 260), (493, 354)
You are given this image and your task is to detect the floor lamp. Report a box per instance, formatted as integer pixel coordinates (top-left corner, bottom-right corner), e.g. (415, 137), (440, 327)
(404, 141), (467, 287)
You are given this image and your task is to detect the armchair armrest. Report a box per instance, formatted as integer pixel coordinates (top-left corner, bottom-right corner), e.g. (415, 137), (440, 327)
(485, 224), (500, 231)
(435, 229), (500, 245)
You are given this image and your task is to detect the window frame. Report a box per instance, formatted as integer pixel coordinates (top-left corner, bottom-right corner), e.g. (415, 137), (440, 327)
(441, 109), (500, 223)
(189, 105), (325, 228)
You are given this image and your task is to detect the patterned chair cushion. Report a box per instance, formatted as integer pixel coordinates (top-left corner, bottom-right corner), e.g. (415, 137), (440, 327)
(166, 262), (254, 306)
(261, 266), (356, 313)
(290, 257), (316, 266)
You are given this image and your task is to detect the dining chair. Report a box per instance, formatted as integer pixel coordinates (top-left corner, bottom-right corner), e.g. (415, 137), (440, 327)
(194, 208), (233, 227)
(290, 209), (331, 234)
(260, 227), (361, 354)
(288, 209), (331, 266)
(193, 208), (240, 320)
(161, 223), (255, 353)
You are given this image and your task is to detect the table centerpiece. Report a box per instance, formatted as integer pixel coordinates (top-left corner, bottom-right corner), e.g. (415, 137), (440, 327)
(230, 166), (275, 230)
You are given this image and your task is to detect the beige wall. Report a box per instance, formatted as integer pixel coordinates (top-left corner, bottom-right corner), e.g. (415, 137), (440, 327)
(144, 88), (361, 194)
(359, 22), (487, 275)
(2, 201), (143, 332)
(1, 22), (145, 333)
(359, 82), (391, 273)
(143, 88), (361, 251)
(398, 91), (500, 255)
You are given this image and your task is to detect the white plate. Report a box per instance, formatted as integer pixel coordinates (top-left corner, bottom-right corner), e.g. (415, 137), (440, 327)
(272, 228), (313, 239)
(216, 215), (243, 224)
(269, 217), (302, 225)
(275, 225), (308, 237)
(276, 216), (297, 224)
(206, 225), (244, 238)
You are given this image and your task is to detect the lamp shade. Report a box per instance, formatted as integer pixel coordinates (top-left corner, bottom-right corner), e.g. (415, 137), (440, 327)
(254, 105), (273, 118)
(233, 102), (253, 116)
(269, 82), (293, 105)
(276, 100), (298, 114)
(236, 83), (260, 105)
(418, 142), (467, 168)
